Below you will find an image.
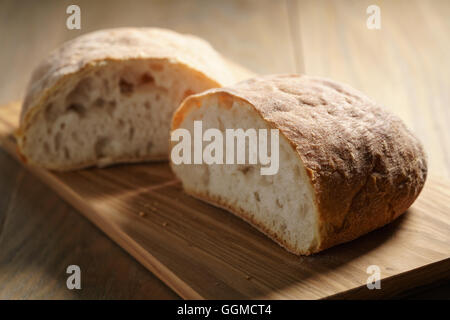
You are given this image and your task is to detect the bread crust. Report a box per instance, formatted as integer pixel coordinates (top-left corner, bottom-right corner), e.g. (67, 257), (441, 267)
(172, 74), (428, 254)
(17, 28), (235, 169)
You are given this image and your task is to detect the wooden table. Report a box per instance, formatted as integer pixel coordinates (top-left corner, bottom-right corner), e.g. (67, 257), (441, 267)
(0, 0), (449, 299)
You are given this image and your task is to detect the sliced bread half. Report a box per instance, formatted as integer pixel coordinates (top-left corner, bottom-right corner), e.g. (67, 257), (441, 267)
(170, 74), (427, 255)
(17, 27), (236, 170)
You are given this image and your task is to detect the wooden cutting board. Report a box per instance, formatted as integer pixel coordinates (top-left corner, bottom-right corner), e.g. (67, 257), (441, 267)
(0, 101), (449, 299)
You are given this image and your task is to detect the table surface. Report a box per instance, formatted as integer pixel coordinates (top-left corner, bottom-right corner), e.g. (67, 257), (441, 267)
(0, 0), (449, 299)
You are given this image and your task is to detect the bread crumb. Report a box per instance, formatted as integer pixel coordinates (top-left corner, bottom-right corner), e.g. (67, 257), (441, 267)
(144, 203), (158, 212)
(246, 275), (252, 280)
(138, 211), (146, 217)
(162, 222), (168, 227)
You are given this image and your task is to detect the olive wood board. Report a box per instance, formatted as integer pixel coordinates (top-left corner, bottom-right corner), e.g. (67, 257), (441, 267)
(0, 101), (449, 299)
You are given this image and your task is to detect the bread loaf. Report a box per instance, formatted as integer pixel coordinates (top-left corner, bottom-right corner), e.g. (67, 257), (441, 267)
(16, 28), (235, 170)
(170, 74), (427, 255)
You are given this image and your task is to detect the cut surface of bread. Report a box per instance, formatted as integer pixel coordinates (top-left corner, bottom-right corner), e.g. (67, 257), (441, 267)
(170, 74), (428, 255)
(17, 28), (236, 170)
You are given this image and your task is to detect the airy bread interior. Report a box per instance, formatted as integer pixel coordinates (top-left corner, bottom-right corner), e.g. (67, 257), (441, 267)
(20, 59), (216, 170)
(171, 95), (320, 254)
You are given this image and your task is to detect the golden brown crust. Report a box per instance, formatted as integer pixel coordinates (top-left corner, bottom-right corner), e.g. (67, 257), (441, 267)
(173, 74), (428, 254)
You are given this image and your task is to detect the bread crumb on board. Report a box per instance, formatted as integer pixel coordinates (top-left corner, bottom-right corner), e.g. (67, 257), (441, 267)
(143, 202), (158, 212)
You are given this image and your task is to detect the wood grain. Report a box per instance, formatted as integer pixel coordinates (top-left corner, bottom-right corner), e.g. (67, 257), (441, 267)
(1, 0), (450, 299)
(1, 102), (449, 299)
(0, 152), (179, 299)
(0, 105), (178, 299)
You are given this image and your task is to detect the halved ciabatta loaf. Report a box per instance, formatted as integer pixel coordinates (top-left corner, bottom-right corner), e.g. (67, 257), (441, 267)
(16, 28), (235, 170)
(170, 74), (427, 255)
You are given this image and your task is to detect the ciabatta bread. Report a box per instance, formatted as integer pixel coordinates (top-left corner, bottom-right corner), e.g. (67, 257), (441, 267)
(170, 74), (427, 255)
(17, 28), (235, 170)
